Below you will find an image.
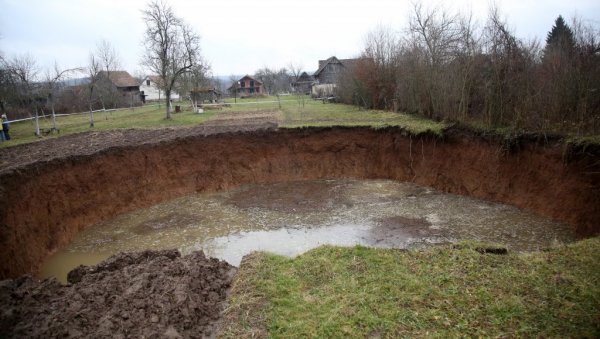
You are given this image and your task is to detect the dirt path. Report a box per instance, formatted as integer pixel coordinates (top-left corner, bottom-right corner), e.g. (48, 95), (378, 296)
(0, 250), (236, 338)
(0, 111), (279, 175)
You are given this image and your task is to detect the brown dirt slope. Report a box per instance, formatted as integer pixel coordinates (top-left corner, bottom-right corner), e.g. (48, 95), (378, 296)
(0, 120), (278, 175)
(0, 126), (598, 279)
(0, 250), (235, 338)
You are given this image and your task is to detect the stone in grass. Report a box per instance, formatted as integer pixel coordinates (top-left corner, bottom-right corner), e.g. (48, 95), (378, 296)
(475, 246), (508, 255)
(452, 241), (508, 255)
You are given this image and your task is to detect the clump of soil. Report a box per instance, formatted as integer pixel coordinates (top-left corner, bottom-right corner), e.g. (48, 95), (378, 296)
(227, 180), (349, 213)
(0, 249), (236, 338)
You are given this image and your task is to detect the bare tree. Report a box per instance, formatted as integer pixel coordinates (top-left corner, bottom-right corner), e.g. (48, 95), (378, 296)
(361, 25), (401, 109)
(9, 54), (40, 135)
(228, 75), (241, 103)
(43, 62), (83, 132)
(0, 54), (14, 116)
(454, 11), (481, 120)
(569, 16), (600, 134)
(87, 54), (102, 127)
(254, 67), (289, 109)
(408, 2), (462, 117)
(254, 67), (276, 95)
(481, 6), (523, 127)
(141, 0), (203, 119)
(288, 62), (305, 108)
(409, 2), (462, 66)
(95, 40), (121, 109)
(181, 61), (211, 111)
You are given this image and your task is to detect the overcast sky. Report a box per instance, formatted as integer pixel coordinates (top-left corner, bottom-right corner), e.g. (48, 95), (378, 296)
(1, 0), (599, 79)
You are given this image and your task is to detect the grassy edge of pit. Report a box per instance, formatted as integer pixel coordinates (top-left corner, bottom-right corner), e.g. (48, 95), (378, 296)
(219, 238), (600, 338)
(2, 97), (599, 150)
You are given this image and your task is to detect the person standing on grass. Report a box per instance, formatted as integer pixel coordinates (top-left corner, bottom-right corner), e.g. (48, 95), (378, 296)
(0, 115), (4, 142)
(1, 114), (10, 141)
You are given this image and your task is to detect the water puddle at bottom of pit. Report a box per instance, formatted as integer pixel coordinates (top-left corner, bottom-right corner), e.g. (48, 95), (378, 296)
(188, 223), (452, 266)
(39, 179), (577, 283)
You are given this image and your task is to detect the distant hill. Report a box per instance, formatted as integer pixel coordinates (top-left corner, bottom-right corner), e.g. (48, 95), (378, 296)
(213, 75), (242, 93)
(62, 77), (90, 87)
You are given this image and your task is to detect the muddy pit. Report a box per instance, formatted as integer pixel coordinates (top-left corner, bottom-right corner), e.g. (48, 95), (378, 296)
(0, 125), (598, 337)
(40, 179), (576, 283)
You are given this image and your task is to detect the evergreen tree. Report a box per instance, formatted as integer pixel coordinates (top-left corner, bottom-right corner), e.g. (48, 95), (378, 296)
(544, 15), (575, 58)
(542, 15), (579, 126)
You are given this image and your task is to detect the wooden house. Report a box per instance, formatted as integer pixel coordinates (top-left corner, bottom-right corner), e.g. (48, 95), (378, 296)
(313, 56), (358, 85)
(190, 87), (221, 103)
(292, 72), (315, 94)
(96, 70), (142, 106)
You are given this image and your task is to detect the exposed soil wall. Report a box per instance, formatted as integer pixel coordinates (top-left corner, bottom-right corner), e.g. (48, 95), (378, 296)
(1, 126), (599, 279)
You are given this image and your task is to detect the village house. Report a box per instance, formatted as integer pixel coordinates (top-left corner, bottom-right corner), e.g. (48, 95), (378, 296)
(190, 87), (221, 104)
(139, 75), (180, 102)
(98, 71), (140, 93)
(312, 56), (359, 97)
(228, 75), (264, 97)
(313, 56), (359, 85)
(96, 70), (142, 106)
(292, 72), (315, 95)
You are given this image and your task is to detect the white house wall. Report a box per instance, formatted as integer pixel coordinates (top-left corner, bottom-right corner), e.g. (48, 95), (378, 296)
(140, 80), (180, 101)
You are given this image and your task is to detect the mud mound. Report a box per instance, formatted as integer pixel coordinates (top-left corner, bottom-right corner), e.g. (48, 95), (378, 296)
(0, 250), (236, 338)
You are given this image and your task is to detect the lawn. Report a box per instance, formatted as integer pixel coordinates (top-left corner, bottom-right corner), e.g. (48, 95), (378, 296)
(222, 95), (446, 134)
(221, 239), (600, 338)
(1, 97), (445, 148)
(0, 103), (219, 148)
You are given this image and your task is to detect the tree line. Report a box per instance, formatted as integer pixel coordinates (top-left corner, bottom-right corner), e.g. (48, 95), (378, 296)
(337, 4), (600, 136)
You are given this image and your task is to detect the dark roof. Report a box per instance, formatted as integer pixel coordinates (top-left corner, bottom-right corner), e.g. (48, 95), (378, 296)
(294, 72), (315, 83)
(313, 56), (359, 77)
(99, 71), (139, 88)
(239, 75), (263, 84)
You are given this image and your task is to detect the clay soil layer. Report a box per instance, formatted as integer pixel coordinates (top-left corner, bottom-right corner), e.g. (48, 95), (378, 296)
(0, 126), (599, 279)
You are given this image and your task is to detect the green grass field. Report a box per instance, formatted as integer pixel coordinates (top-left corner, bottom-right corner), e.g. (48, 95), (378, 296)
(0, 103), (219, 147)
(221, 239), (600, 338)
(1, 96), (445, 148)
(222, 95), (446, 134)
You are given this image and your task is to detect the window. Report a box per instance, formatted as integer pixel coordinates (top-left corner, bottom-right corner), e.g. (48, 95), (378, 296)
(250, 80), (254, 87)
(146, 80), (150, 86)
(240, 81), (245, 88)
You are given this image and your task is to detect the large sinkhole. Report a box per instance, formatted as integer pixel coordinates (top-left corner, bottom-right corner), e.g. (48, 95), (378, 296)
(40, 179), (576, 282)
(0, 127), (598, 279)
